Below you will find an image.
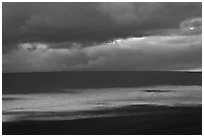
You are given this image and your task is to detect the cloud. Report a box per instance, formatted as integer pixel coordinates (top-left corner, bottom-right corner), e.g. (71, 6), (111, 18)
(98, 3), (163, 25)
(2, 3), (202, 72)
(3, 2), (202, 52)
(148, 17), (202, 36)
(179, 17), (202, 35)
(3, 33), (201, 72)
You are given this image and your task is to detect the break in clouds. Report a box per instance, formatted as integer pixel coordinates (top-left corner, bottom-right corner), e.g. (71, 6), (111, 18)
(2, 3), (202, 72)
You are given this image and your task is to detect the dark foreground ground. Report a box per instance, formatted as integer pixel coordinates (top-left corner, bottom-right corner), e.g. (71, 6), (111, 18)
(3, 105), (202, 135)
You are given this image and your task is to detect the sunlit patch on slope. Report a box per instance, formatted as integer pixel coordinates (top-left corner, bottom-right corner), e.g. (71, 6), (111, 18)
(3, 85), (201, 122)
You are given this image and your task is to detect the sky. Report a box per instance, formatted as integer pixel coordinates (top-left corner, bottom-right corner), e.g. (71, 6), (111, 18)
(2, 2), (202, 73)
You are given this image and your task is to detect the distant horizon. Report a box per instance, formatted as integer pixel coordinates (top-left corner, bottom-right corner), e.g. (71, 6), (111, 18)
(2, 69), (202, 74)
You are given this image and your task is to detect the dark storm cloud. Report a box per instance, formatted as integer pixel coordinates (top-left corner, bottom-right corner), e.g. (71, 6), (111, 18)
(2, 2), (202, 72)
(2, 2), (202, 51)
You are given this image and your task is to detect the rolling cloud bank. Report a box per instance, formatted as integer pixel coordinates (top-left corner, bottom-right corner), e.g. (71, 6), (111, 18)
(2, 3), (202, 72)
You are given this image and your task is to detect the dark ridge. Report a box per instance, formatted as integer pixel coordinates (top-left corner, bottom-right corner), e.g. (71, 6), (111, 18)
(143, 89), (172, 93)
(3, 71), (202, 94)
(2, 97), (22, 101)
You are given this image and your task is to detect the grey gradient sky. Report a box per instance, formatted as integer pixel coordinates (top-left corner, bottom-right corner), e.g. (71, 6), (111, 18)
(2, 2), (202, 72)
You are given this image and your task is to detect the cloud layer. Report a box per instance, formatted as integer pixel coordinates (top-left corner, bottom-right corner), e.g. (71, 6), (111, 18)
(3, 3), (201, 50)
(3, 33), (201, 72)
(2, 3), (202, 72)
